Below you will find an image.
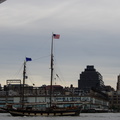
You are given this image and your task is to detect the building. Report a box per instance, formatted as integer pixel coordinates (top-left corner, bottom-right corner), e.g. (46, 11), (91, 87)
(109, 91), (120, 111)
(0, 84), (2, 91)
(108, 74), (120, 111)
(78, 65), (104, 92)
(117, 74), (120, 91)
(0, 82), (109, 112)
(0, 92), (109, 112)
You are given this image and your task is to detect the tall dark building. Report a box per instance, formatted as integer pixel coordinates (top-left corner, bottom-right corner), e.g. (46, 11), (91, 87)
(117, 74), (120, 91)
(78, 65), (104, 92)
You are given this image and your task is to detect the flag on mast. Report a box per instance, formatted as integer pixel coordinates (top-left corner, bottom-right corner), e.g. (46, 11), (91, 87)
(26, 57), (32, 62)
(53, 34), (60, 39)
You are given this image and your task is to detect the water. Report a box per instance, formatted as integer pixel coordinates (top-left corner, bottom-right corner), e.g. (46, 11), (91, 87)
(0, 113), (120, 120)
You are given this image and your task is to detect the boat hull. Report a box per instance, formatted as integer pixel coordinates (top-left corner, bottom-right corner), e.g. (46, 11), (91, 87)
(8, 108), (81, 116)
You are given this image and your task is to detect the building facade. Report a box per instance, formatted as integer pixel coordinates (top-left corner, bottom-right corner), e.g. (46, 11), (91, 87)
(78, 65), (104, 92)
(0, 93), (109, 112)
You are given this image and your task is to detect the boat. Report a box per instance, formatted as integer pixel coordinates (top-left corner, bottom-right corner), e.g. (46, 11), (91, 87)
(2, 33), (82, 116)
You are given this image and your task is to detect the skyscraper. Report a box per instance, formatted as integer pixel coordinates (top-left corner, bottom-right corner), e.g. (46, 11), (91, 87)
(117, 74), (120, 91)
(78, 65), (104, 92)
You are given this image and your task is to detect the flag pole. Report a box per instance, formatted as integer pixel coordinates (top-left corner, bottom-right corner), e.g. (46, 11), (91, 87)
(50, 33), (54, 107)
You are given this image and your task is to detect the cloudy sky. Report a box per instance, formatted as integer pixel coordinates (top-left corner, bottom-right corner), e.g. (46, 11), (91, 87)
(0, 0), (120, 89)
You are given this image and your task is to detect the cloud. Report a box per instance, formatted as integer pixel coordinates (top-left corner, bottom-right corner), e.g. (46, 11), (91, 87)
(0, 0), (120, 89)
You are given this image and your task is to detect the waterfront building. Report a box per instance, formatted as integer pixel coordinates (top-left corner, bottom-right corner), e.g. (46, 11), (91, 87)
(109, 91), (120, 111)
(0, 93), (109, 111)
(108, 74), (120, 111)
(0, 82), (109, 112)
(78, 65), (104, 92)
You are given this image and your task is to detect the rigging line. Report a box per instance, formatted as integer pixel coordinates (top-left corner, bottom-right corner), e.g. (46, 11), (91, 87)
(25, 63), (36, 86)
(53, 58), (67, 86)
(50, 39), (66, 86)
(32, 55), (50, 61)
(13, 63), (24, 79)
(55, 73), (64, 84)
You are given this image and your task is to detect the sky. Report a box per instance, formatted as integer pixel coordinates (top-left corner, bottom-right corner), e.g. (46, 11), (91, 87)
(0, 0), (120, 89)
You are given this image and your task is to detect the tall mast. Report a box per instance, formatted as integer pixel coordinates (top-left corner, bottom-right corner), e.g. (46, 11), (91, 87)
(21, 57), (31, 108)
(22, 61), (26, 108)
(50, 33), (54, 107)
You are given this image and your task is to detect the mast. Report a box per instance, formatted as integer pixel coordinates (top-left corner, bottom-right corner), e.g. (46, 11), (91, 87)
(22, 61), (26, 108)
(49, 33), (60, 107)
(21, 57), (31, 108)
(50, 33), (54, 107)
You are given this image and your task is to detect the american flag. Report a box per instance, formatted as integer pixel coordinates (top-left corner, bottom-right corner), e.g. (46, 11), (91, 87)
(53, 34), (60, 39)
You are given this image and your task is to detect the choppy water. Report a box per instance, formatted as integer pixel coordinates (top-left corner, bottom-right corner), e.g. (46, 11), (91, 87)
(0, 113), (120, 120)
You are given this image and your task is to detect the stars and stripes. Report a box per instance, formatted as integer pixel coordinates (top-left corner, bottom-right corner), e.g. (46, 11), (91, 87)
(53, 34), (60, 39)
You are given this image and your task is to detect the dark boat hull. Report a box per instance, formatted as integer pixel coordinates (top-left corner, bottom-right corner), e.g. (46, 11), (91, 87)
(8, 108), (81, 116)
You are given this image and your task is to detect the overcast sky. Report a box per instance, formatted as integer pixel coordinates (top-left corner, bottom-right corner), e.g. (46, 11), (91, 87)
(0, 0), (120, 89)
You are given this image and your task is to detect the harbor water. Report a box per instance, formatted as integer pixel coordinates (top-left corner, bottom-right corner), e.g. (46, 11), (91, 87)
(0, 113), (120, 120)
